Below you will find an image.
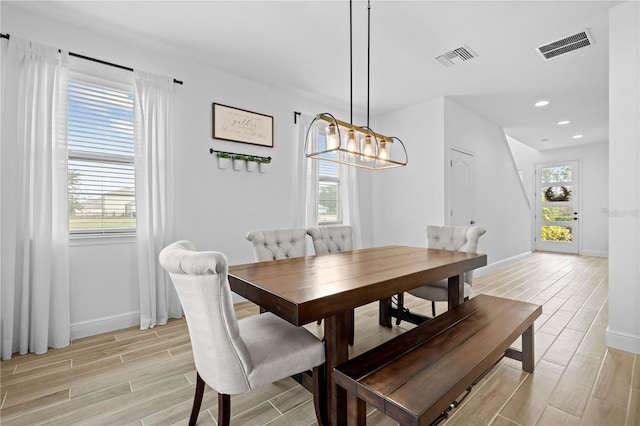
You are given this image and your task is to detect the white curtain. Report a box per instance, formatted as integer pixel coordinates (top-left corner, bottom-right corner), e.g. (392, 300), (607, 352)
(294, 113), (318, 233)
(341, 163), (362, 249)
(0, 37), (70, 360)
(294, 113), (362, 249)
(134, 70), (181, 329)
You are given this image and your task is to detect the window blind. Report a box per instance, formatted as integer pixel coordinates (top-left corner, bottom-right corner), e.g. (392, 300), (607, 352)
(67, 76), (136, 234)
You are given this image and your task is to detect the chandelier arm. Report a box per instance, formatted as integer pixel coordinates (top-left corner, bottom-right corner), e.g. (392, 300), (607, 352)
(390, 136), (409, 166)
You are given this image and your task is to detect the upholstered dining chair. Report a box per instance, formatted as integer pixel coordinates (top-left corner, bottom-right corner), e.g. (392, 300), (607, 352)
(306, 225), (354, 255)
(306, 225), (355, 346)
(398, 225), (486, 323)
(245, 228), (307, 261)
(159, 240), (326, 426)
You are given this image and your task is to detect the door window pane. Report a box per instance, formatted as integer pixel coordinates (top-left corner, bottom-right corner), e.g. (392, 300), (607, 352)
(542, 186), (572, 202)
(541, 166), (572, 183)
(541, 206), (573, 222)
(541, 225), (572, 242)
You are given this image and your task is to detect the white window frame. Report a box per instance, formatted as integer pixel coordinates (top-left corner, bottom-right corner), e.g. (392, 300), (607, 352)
(67, 70), (136, 238)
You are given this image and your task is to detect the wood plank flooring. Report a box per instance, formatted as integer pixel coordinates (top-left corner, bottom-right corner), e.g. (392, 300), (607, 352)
(2, 252), (639, 425)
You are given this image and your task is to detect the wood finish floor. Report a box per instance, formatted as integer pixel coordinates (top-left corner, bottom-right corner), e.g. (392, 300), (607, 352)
(1, 252), (639, 425)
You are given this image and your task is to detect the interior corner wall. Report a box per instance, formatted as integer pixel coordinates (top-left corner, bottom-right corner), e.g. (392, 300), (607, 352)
(443, 98), (532, 266)
(607, 1), (640, 354)
(370, 98), (446, 248)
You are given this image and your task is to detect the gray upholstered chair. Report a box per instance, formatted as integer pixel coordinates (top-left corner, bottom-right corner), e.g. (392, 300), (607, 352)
(306, 225), (353, 255)
(245, 228), (307, 261)
(307, 225), (355, 346)
(159, 241), (326, 426)
(407, 225), (486, 318)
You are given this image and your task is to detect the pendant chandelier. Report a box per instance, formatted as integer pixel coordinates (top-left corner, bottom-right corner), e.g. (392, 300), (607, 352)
(304, 0), (408, 170)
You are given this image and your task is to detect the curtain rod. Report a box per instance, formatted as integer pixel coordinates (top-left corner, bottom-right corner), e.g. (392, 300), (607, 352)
(1, 33), (183, 85)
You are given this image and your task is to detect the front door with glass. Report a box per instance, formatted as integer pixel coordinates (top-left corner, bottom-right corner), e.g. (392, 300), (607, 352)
(535, 160), (580, 254)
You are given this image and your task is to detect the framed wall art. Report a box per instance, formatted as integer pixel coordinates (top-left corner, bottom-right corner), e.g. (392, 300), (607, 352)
(212, 103), (274, 147)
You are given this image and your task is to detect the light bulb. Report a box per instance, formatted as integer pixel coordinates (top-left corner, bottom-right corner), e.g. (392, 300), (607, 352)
(345, 130), (358, 155)
(378, 140), (389, 160)
(325, 124), (340, 150)
(362, 135), (374, 158)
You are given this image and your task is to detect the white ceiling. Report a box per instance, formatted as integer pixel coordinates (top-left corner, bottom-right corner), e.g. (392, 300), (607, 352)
(10, 0), (621, 151)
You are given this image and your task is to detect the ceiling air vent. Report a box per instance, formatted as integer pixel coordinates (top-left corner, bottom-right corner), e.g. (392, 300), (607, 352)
(537, 29), (594, 60)
(435, 45), (477, 68)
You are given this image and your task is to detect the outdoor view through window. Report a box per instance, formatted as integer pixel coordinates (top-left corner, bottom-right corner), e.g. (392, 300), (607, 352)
(317, 134), (342, 224)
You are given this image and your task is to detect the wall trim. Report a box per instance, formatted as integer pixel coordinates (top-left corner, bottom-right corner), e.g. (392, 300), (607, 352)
(71, 311), (140, 340)
(581, 249), (609, 258)
(606, 327), (640, 355)
(475, 251), (532, 277)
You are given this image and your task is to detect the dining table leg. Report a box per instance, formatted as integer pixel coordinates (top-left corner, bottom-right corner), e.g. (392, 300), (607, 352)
(447, 273), (465, 309)
(324, 310), (351, 426)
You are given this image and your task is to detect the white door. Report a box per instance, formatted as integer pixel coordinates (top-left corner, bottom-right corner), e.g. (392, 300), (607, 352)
(450, 149), (475, 226)
(535, 160), (580, 254)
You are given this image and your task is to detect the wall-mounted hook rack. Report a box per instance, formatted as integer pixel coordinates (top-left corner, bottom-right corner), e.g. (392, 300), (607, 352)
(209, 149), (271, 163)
(210, 149), (272, 172)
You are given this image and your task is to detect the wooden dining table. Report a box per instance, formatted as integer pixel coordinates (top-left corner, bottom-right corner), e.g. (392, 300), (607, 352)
(228, 245), (487, 426)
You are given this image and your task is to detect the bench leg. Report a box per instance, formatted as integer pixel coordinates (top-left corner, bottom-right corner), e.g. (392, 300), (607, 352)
(347, 392), (366, 426)
(522, 324), (535, 373)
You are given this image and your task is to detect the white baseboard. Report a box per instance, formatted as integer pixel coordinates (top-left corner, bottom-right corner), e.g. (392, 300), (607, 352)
(606, 327), (640, 355)
(581, 249), (609, 258)
(71, 311), (140, 340)
(475, 251), (533, 277)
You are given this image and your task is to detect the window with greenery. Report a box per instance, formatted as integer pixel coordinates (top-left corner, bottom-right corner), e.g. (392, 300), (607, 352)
(318, 160), (342, 224)
(67, 74), (136, 235)
(316, 135), (342, 225)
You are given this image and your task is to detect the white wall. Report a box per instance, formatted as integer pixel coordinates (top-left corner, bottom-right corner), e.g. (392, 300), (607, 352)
(506, 135), (538, 209)
(508, 137), (609, 257)
(370, 97), (532, 269)
(371, 98), (446, 248)
(1, 4), (356, 337)
(607, 1), (640, 354)
(443, 98), (532, 266)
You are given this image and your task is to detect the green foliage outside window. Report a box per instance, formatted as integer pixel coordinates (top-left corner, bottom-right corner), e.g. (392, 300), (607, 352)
(541, 206), (573, 222)
(318, 182), (340, 223)
(541, 225), (572, 242)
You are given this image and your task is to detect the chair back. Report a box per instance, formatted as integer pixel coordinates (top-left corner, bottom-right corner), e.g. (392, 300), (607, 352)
(245, 228), (307, 261)
(159, 240), (253, 395)
(307, 226), (353, 255)
(426, 225), (486, 284)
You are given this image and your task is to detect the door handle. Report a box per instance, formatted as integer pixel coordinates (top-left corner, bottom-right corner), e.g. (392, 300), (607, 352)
(470, 220), (476, 225)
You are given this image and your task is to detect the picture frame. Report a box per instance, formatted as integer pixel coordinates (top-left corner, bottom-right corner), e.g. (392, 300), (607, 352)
(212, 103), (274, 148)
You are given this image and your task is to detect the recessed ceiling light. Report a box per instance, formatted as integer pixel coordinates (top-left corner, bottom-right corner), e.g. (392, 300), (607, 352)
(572, 134), (583, 139)
(535, 100), (549, 107)
(558, 120), (570, 125)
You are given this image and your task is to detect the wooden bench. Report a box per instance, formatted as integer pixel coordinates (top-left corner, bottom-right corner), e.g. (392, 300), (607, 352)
(334, 294), (542, 426)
